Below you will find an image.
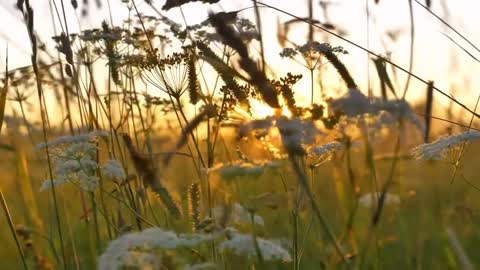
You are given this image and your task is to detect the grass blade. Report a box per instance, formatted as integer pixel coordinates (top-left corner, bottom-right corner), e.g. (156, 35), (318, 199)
(0, 46), (8, 134)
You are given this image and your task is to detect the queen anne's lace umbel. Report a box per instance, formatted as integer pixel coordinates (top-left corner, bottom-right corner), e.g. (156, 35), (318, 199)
(219, 232), (291, 262)
(411, 131), (480, 160)
(37, 131), (125, 192)
(98, 227), (218, 270)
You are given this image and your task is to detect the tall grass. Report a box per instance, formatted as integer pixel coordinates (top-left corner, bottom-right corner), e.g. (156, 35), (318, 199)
(0, 0), (479, 269)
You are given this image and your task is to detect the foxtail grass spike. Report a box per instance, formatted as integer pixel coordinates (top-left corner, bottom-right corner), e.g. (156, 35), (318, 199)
(209, 11), (280, 108)
(122, 133), (182, 218)
(187, 54), (200, 105)
(319, 48), (357, 90)
(187, 182), (202, 231)
(196, 42), (248, 104)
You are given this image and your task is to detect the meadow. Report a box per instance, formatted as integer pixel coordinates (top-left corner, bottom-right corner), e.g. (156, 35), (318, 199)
(0, 0), (479, 269)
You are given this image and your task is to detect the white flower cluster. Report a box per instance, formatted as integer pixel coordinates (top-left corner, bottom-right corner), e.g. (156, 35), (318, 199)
(277, 117), (320, 154)
(98, 227), (218, 270)
(99, 225), (292, 269)
(219, 232), (292, 262)
(309, 141), (344, 156)
(102, 159), (127, 180)
(212, 203), (264, 226)
(238, 116), (322, 156)
(327, 88), (424, 132)
(373, 99), (425, 133)
(119, 251), (161, 270)
(208, 160), (281, 180)
(280, 41), (348, 58)
(35, 130), (109, 150)
(411, 131), (480, 160)
(327, 88), (370, 117)
(38, 131), (126, 192)
(358, 192), (401, 208)
(194, 17), (259, 44)
(184, 262), (218, 270)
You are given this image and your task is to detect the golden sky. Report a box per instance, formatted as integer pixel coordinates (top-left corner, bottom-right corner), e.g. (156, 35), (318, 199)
(2, 0), (480, 114)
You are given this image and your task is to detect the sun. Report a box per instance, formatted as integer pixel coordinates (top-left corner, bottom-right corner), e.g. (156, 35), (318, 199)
(249, 98), (292, 118)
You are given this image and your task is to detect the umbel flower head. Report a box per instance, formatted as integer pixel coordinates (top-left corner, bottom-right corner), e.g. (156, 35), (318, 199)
(101, 159), (127, 181)
(208, 160), (281, 180)
(358, 192), (401, 208)
(219, 231), (292, 262)
(411, 130), (480, 160)
(280, 41), (348, 70)
(327, 88), (424, 133)
(237, 116), (321, 156)
(98, 227), (219, 270)
(309, 141), (344, 156)
(212, 203), (264, 226)
(37, 131), (126, 192)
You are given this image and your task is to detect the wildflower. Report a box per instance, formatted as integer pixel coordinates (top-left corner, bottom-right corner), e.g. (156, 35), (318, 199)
(207, 18), (260, 43)
(120, 251), (161, 270)
(279, 47), (297, 58)
(297, 41), (348, 55)
(237, 116), (321, 156)
(212, 203), (264, 226)
(358, 192), (400, 208)
(102, 159), (126, 180)
(184, 262), (218, 270)
(78, 28), (122, 42)
(327, 88), (424, 133)
(277, 117), (319, 155)
(37, 131), (111, 192)
(209, 160), (280, 180)
(280, 41), (348, 71)
(35, 130), (109, 150)
(140, 48), (193, 98)
(219, 232), (292, 262)
(98, 227), (218, 270)
(411, 131), (480, 160)
(373, 99), (425, 133)
(327, 88), (370, 117)
(235, 18), (259, 39)
(280, 42), (348, 59)
(309, 141), (344, 156)
(39, 144), (99, 192)
(237, 117), (275, 138)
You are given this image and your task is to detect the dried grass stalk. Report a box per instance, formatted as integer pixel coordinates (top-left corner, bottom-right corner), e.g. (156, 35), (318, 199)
(187, 182), (202, 231)
(209, 12), (280, 108)
(122, 133), (182, 218)
(319, 48), (357, 90)
(196, 42), (248, 104)
(187, 54), (200, 105)
(372, 56), (397, 99)
(164, 104), (216, 165)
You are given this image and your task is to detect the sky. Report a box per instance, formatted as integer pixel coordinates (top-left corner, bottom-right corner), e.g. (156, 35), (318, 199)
(1, 0), (480, 120)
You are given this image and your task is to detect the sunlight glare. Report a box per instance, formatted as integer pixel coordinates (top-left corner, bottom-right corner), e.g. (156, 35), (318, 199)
(249, 98), (292, 119)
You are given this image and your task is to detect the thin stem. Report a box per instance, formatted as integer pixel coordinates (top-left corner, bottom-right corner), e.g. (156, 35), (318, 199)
(0, 188), (29, 270)
(253, 0), (266, 73)
(310, 68), (314, 105)
(357, 121), (402, 269)
(402, 0), (415, 99)
(289, 156), (350, 267)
